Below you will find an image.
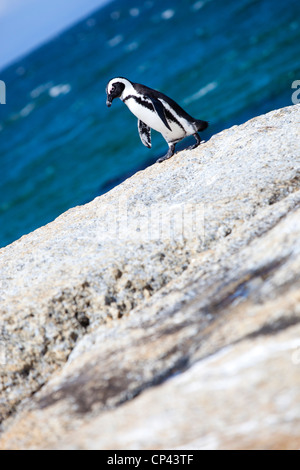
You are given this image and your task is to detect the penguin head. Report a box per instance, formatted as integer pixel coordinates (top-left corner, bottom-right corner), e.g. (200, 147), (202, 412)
(106, 77), (131, 107)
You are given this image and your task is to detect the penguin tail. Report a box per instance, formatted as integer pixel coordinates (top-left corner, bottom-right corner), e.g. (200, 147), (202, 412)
(195, 119), (209, 131)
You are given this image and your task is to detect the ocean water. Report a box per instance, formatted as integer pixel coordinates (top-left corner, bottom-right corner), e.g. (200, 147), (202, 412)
(0, 0), (300, 248)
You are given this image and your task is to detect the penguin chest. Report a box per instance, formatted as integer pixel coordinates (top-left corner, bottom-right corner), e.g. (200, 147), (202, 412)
(125, 97), (186, 141)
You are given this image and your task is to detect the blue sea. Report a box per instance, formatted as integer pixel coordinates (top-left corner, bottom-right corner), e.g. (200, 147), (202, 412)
(0, 0), (300, 248)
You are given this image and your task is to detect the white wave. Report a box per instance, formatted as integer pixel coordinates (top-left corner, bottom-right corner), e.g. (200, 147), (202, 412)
(107, 34), (124, 48)
(161, 9), (175, 20)
(192, 0), (213, 10)
(110, 10), (121, 20)
(19, 102), (36, 117)
(30, 82), (53, 99)
(183, 81), (218, 105)
(129, 8), (140, 17)
(86, 18), (96, 28)
(49, 84), (71, 98)
(125, 41), (139, 52)
(192, 1), (205, 11)
(10, 102), (36, 122)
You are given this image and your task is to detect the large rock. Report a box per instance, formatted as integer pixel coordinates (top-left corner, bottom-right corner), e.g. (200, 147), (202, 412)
(0, 104), (299, 449)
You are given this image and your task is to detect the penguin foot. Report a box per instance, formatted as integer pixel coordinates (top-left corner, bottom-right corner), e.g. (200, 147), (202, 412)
(156, 144), (175, 163)
(188, 140), (206, 150)
(187, 143), (200, 150)
(187, 132), (203, 151)
(156, 154), (172, 163)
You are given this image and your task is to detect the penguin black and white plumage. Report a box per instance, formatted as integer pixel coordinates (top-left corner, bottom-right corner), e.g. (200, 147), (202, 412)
(106, 77), (208, 163)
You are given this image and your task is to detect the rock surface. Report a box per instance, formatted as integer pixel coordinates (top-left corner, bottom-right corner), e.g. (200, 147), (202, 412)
(0, 104), (299, 449)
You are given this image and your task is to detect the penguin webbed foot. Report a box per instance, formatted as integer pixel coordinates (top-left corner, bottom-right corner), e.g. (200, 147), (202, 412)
(156, 144), (175, 163)
(187, 133), (202, 151)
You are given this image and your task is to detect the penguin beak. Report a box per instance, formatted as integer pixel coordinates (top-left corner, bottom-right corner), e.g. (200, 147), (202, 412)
(106, 95), (113, 107)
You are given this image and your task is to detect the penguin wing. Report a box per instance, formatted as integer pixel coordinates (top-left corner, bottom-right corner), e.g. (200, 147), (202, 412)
(138, 120), (152, 148)
(147, 96), (172, 131)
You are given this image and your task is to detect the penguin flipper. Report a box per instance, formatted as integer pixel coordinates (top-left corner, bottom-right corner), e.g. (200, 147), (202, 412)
(138, 120), (152, 148)
(147, 96), (172, 131)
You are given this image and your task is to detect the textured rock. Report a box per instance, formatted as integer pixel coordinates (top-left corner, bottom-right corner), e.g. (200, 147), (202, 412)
(58, 324), (300, 450)
(0, 104), (299, 449)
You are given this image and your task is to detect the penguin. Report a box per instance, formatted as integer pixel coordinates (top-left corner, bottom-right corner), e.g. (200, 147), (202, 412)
(106, 77), (208, 163)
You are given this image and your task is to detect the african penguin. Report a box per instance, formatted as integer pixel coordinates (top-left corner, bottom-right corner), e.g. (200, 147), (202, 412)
(106, 77), (208, 163)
